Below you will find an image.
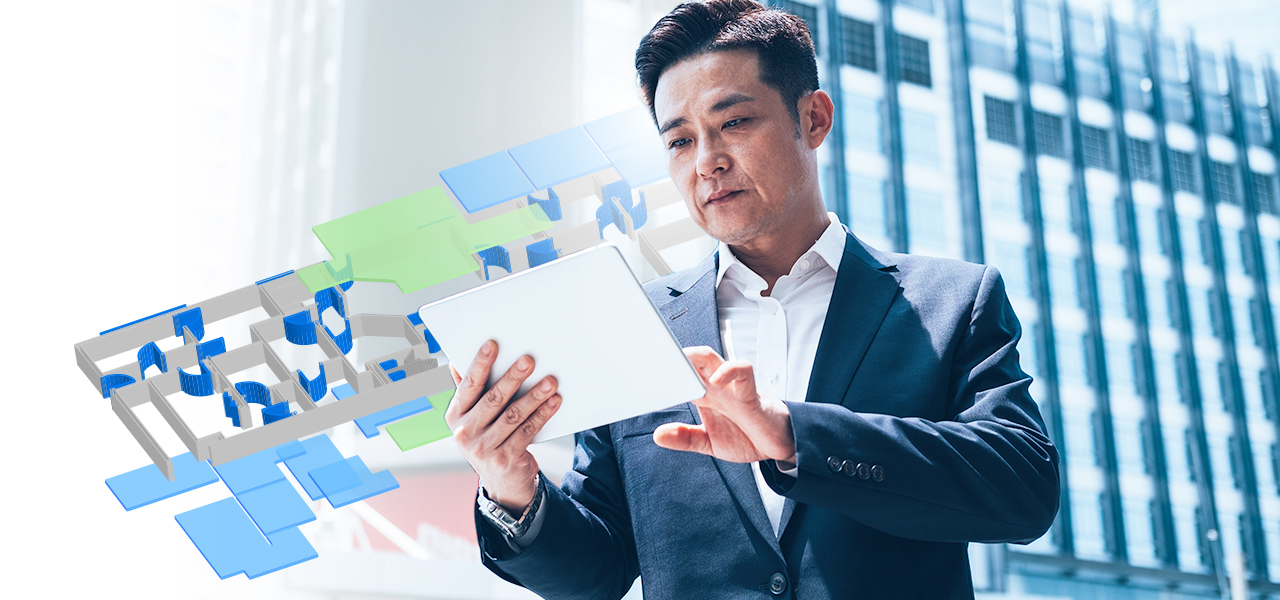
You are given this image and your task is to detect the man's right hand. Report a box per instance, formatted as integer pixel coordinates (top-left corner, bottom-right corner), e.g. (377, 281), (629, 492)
(445, 339), (562, 514)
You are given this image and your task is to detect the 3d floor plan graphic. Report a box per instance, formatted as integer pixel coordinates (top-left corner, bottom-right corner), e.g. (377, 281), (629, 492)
(73, 105), (712, 580)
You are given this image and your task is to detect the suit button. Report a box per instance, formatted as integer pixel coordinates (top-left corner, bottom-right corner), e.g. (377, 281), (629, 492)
(827, 456), (842, 472)
(841, 460), (857, 477)
(871, 465), (885, 482)
(856, 463), (871, 480)
(769, 572), (788, 595)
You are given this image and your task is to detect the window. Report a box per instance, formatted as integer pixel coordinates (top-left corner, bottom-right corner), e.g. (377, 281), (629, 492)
(1170, 150), (1199, 193)
(783, 1), (820, 49)
(1034, 111), (1067, 158)
(1221, 226), (1244, 275)
(1049, 253), (1079, 307)
(1106, 341), (1136, 395)
(907, 189), (946, 252)
(898, 34), (932, 87)
(984, 96), (1018, 145)
(991, 241), (1029, 297)
(1096, 265), (1128, 318)
(901, 109), (939, 167)
(1252, 172), (1277, 214)
(843, 94), (880, 153)
(1188, 288), (1215, 338)
(1146, 277), (1171, 328)
(1071, 492), (1108, 559)
(1081, 125), (1113, 171)
(841, 17), (876, 71)
(1125, 500), (1159, 566)
(1211, 161), (1239, 204)
(1135, 204), (1164, 256)
(898, 0), (934, 13)
(981, 168), (1022, 220)
(1153, 350), (1179, 401)
(1179, 217), (1204, 265)
(1231, 295), (1255, 347)
(847, 174), (885, 238)
(1129, 138), (1157, 182)
(1089, 195), (1119, 245)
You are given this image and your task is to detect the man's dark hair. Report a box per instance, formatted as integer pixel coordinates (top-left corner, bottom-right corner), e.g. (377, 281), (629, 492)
(635, 0), (819, 128)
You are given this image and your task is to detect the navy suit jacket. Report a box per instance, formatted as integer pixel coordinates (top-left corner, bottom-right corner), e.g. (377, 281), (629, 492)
(476, 232), (1060, 599)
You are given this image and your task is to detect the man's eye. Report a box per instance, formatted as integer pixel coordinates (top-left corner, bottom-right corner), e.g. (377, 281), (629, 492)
(669, 138), (690, 149)
(724, 118), (747, 128)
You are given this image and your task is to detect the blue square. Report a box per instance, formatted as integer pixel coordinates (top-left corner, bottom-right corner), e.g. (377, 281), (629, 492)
(321, 457), (400, 509)
(584, 106), (655, 152)
(602, 137), (669, 187)
(175, 497), (317, 580)
(509, 127), (611, 190)
(105, 452), (219, 511)
(309, 460), (362, 497)
(281, 435), (345, 501)
(440, 151), (535, 214)
(275, 440), (306, 461)
(212, 446), (286, 496)
(236, 479), (316, 535)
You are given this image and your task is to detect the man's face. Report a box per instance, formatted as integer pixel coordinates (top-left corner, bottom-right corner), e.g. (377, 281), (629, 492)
(653, 48), (819, 246)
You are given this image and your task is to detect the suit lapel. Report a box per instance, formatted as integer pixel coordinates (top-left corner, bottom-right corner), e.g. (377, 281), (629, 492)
(777, 232), (899, 537)
(803, 232), (901, 409)
(654, 251), (779, 551)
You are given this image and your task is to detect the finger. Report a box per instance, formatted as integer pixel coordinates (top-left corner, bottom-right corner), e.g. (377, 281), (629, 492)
(497, 388), (564, 451)
(683, 346), (724, 381)
(451, 340), (499, 418)
(473, 354), (539, 428)
(708, 360), (756, 398)
(484, 375), (558, 447)
(653, 423), (713, 455)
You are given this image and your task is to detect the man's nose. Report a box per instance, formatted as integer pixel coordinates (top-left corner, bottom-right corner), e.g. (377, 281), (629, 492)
(695, 136), (731, 177)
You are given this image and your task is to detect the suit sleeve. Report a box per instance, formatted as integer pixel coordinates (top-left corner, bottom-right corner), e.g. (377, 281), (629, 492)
(476, 424), (641, 600)
(760, 265), (1060, 544)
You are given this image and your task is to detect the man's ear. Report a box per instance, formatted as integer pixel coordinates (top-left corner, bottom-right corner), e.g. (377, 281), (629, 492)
(799, 90), (834, 149)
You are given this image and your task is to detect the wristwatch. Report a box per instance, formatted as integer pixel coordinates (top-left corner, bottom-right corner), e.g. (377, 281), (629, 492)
(478, 473), (544, 538)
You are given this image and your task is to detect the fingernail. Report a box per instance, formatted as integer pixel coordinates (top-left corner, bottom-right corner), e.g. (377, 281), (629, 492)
(540, 379), (552, 392)
(550, 394), (561, 406)
(481, 341), (494, 356)
(518, 356), (532, 371)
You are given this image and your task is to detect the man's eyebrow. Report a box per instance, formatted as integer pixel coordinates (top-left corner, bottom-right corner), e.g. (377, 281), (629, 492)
(658, 116), (687, 136)
(658, 93), (757, 136)
(710, 93), (754, 113)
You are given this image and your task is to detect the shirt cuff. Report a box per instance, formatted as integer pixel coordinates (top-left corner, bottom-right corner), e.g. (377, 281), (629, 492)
(775, 460), (799, 478)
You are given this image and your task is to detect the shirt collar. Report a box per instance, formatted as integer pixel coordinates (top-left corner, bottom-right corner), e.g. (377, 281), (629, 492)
(715, 212), (846, 288)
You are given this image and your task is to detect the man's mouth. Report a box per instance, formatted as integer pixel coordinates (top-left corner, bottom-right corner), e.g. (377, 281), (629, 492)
(705, 190), (741, 205)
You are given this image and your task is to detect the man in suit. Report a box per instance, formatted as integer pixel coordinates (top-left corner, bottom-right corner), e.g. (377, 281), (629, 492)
(443, 1), (1059, 598)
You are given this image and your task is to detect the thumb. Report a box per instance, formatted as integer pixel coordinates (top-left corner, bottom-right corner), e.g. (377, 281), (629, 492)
(653, 423), (713, 455)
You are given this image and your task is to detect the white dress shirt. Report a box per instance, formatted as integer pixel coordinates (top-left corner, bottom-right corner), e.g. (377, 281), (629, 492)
(490, 213), (848, 547)
(715, 213), (846, 537)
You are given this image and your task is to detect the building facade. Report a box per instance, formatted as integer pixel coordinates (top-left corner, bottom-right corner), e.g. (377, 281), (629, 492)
(771, 0), (1280, 597)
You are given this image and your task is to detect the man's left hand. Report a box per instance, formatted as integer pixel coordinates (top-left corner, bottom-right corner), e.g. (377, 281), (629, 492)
(654, 346), (798, 468)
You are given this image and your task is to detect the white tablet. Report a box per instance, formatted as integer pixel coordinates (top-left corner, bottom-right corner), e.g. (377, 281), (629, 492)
(417, 244), (705, 443)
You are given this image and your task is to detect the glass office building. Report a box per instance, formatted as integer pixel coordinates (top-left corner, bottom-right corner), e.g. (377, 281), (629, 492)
(768, 0), (1280, 597)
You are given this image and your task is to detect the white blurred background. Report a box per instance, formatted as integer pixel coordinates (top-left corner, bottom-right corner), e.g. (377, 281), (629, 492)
(0, 1), (688, 598)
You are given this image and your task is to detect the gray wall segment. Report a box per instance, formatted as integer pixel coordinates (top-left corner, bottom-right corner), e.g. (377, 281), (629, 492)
(148, 379), (204, 457)
(204, 364), (454, 466)
(111, 390), (174, 481)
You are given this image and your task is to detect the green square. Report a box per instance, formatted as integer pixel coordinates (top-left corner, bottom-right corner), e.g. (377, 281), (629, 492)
(385, 389), (455, 452)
